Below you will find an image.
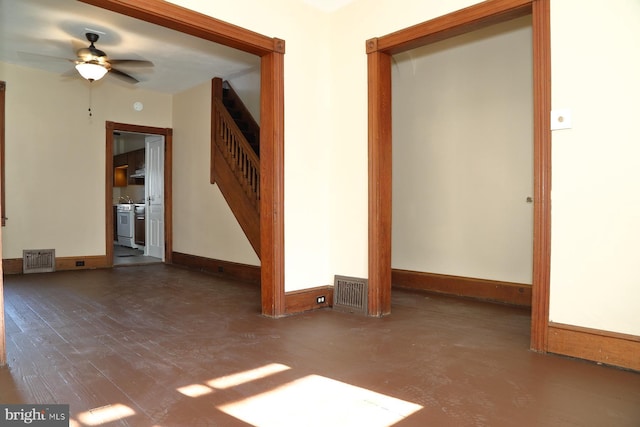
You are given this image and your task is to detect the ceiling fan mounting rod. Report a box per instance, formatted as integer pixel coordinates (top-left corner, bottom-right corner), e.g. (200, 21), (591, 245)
(86, 32), (100, 45)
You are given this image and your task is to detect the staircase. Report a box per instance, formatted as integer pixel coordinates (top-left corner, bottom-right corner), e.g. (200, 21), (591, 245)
(211, 77), (261, 258)
(221, 82), (260, 156)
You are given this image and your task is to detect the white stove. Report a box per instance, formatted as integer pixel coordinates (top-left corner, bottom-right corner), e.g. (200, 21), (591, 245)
(116, 204), (137, 248)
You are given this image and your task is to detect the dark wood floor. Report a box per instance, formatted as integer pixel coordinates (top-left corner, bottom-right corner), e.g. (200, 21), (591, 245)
(1, 265), (639, 426)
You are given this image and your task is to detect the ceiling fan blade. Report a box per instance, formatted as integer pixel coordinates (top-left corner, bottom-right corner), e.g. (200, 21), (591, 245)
(61, 68), (79, 78)
(17, 51), (75, 64)
(109, 59), (154, 68)
(109, 67), (139, 84)
(71, 38), (87, 55)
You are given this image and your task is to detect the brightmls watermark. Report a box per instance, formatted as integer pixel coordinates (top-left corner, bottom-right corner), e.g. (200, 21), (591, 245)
(0, 405), (68, 426)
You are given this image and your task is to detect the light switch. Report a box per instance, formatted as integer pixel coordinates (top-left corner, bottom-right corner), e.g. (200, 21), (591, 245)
(551, 108), (572, 130)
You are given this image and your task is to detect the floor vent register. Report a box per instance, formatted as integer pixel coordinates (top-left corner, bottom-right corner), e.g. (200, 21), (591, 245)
(333, 275), (368, 315)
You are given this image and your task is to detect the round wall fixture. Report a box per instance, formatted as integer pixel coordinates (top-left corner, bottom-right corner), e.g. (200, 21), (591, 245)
(133, 101), (144, 111)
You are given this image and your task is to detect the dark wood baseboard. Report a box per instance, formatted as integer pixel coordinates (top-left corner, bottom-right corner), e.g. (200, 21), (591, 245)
(3, 256), (109, 274)
(2, 258), (23, 275)
(285, 285), (333, 315)
(57, 256), (109, 271)
(392, 269), (532, 307)
(172, 252), (260, 284)
(167, 252), (332, 315)
(548, 322), (640, 372)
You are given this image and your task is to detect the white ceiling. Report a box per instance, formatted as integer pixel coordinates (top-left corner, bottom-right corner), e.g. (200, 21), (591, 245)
(0, 0), (358, 94)
(0, 0), (262, 94)
(303, 0), (356, 12)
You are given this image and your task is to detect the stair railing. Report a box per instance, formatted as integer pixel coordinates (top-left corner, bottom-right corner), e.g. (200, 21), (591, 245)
(222, 80), (260, 155)
(212, 97), (260, 209)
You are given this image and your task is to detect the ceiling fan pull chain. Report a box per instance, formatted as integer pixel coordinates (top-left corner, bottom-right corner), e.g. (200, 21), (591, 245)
(88, 82), (93, 117)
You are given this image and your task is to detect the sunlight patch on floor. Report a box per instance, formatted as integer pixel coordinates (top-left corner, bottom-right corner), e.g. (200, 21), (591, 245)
(217, 374), (423, 427)
(206, 363), (291, 390)
(176, 383), (215, 398)
(75, 403), (135, 426)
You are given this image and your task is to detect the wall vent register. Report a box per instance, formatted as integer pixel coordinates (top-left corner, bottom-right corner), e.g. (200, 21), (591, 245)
(23, 249), (55, 274)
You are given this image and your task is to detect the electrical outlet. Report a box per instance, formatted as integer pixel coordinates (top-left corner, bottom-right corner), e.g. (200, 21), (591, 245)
(316, 296), (326, 304)
(76, 260), (85, 267)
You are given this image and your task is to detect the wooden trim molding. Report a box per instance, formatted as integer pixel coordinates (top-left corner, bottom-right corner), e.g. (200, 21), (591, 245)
(172, 252), (260, 284)
(529, 0), (552, 353)
(57, 256), (110, 271)
(367, 49), (392, 317)
(79, 0), (277, 55)
(3, 256), (109, 274)
(393, 269), (532, 307)
(0, 249), (321, 361)
(367, 0), (551, 353)
(285, 286), (334, 315)
(2, 259), (23, 275)
(260, 51), (286, 317)
(273, 38), (286, 54)
(105, 121), (115, 265)
(548, 322), (640, 372)
(376, 0), (531, 55)
(0, 81), (5, 227)
(0, 200), (4, 366)
(210, 77), (222, 185)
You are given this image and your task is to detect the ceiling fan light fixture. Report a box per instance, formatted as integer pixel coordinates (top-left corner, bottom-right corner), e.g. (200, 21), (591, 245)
(75, 62), (108, 82)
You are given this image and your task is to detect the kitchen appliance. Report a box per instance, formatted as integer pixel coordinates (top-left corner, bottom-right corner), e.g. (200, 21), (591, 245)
(130, 168), (145, 178)
(134, 204), (145, 247)
(116, 204), (137, 248)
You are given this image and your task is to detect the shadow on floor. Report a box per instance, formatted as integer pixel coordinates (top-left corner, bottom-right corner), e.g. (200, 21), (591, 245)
(113, 244), (162, 266)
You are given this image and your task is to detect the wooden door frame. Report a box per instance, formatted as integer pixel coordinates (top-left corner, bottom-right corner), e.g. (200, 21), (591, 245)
(106, 122), (173, 265)
(366, 0), (551, 351)
(83, 0), (285, 317)
(0, 82), (4, 366)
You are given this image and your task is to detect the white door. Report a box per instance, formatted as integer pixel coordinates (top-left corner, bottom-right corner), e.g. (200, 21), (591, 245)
(145, 136), (164, 259)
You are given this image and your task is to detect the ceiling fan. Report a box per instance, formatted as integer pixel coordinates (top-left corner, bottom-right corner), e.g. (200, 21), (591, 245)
(72, 32), (153, 83)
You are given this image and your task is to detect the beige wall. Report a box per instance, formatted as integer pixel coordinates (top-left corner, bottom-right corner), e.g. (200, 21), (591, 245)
(326, 0), (483, 279)
(0, 62), (171, 258)
(391, 16), (533, 284)
(548, 0), (640, 336)
(172, 81), (260, 265)
(173, 0), (480, 291)
(171, 0), (336, 290)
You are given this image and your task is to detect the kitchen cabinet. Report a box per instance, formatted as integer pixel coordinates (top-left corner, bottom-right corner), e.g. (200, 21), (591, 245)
(113, 149), (145, 186)
(114, 153), (128, 167)
(127, 149), (145, 185)
(114, 166), (127, 187)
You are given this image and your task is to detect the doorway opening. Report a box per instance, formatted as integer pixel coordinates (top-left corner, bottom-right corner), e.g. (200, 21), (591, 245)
(85, 0), (285, 317)
(366, 0), (551, 351)
(106, 122), (173, 267)
(112, 131), (165, 266)
(391, 17), (534, 302)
